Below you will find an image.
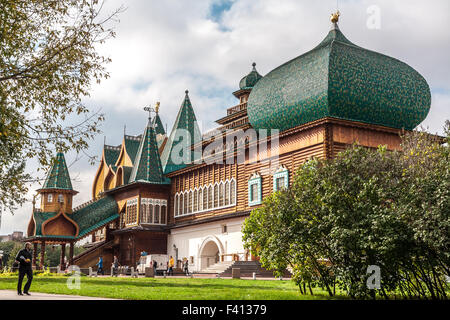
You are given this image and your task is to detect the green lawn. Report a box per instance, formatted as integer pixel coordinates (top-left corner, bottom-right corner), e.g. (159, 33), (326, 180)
(0, 276), (345, 300)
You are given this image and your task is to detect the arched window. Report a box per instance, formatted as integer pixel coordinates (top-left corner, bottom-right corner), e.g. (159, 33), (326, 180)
(219, 183), (224, 207)
(47, 194), (53, 203)
(139, 198), (167, 224)
(203, 188), (208, 210)
(214, 184), (219, 208)
(187, 191), (193, 213)
(231, 179), (236, 205)
(273, 166), (289, 192)
(57, 194), (64, 203)
(194, 189), (198, 212)
(225, 181), (230, 206)
(140, 200), (147, 223)
(199, 188), (203, 212)
(148, 203), (154, 223)
(146, 200), (151, 223)
(208, 185), (213, 209)
(154, 205), (160, 224)
(248, 173), (262, 206)
(161, 205), (166, 224)
(176, 179), (237, 213)
(126, 199), (138, 225)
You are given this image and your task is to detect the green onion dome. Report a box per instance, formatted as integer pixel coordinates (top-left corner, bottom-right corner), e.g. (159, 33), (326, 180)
(247, 24), (431, 131)
(239, 63), (263, 90)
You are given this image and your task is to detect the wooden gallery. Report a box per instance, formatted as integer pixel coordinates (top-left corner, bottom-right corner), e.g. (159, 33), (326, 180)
(25, 16), (431, 275)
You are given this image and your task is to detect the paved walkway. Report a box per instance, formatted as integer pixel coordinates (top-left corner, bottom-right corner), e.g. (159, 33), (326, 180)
(0, 290), (114, 300)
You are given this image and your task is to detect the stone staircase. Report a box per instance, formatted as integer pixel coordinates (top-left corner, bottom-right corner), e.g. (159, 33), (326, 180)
(200, 260), (292, 278)
(201, 261), (235, 274)
(220, 261), (292, 278)
(72, 240), (114, 271)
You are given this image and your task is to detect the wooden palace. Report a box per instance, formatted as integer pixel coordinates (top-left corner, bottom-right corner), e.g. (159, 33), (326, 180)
(25, 14), (431, 274)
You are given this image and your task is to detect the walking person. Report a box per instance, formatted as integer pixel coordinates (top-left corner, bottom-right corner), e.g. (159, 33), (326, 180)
(96, 255), (104, 275)
(153, 260), (157, 276)
(16, 242), (33, 296)
(112, 255), (120, 276)
(183, 258), (189, 276)
(168, 256), (174, 276)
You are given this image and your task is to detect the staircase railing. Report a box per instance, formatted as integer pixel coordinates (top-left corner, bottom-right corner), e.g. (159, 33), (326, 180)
(72, 239), (113, 263)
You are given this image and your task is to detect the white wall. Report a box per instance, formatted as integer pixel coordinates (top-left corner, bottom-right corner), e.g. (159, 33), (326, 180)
(167, 217), (246, 272)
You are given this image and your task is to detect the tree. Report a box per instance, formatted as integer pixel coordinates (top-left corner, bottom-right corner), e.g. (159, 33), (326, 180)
(0, 0), (124, 212)
(7, 242), (23, 268)
(0, 240), (18, 266)
(394, 122), (450, 299)
(243, 123), (449, 299)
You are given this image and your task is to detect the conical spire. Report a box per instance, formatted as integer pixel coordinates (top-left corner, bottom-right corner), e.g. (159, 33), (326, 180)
(161, 90), (201, 174)
(42, 152), (73, 190)
(151, 113), (166, 136)
(129, 118), (170, 184)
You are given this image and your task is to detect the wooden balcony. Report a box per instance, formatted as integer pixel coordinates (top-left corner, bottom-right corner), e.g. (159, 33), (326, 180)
(222, 116), (249, 130)
(227, 102), (247, 116)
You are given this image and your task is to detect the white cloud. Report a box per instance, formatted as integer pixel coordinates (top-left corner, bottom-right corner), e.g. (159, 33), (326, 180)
(422, 92), (450, 135)
(2, 0), (449, 235)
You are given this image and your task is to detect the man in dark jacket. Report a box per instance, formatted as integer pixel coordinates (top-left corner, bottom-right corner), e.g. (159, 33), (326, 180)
(15, 242), (33, 296)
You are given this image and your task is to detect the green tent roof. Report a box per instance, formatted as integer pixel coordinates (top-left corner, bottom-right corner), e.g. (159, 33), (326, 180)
(247, 24), (431, 132)
(152, 113), (166, 136)
(42, 153), (73, 191)
(129, 119), (170, 184)
(124, 135), (142, 165)
(122, 166), (133, 185)
(104, 145), (121, 167)
(161, 91), (201, 174)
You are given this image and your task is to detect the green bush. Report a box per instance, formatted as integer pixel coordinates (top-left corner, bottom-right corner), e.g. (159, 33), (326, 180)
(243, 123), (450, 300)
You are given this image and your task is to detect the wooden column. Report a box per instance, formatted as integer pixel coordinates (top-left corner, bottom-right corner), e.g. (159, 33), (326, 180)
(69, 242), (74, 266)
(39, 241), (45, 270)
(60, 243), (66, 271)
(32, 242), (38, 268)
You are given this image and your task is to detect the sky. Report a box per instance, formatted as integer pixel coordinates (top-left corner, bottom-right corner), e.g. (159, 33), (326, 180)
(1, 0), (449, 236)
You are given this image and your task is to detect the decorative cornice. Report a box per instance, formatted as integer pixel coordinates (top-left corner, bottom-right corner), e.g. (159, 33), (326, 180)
(168, 210), (251, 230)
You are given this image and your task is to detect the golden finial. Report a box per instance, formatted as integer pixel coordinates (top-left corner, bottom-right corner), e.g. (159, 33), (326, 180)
(155, 102), (160, 114)
(330, 10), (340, 24)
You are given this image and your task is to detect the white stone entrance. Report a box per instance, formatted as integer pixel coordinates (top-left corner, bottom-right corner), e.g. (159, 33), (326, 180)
(198, 236), (224, 271)
(167, 217), (246, 272)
